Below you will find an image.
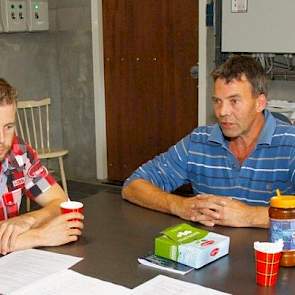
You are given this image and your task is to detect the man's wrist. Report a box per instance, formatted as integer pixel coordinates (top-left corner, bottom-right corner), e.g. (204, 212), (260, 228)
(23, 214), (37, 228)
(13, 228), (43, 251)
(250, 206), (270, 228)
(28, 228), (45, 247)
(167, 194), (183, 216)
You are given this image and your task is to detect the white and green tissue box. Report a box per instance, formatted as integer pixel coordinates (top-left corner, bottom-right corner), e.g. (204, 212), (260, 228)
(155, 223), (230, 269)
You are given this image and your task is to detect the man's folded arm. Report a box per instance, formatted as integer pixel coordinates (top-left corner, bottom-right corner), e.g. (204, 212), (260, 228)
(9, 212), (84, 252)
(26, 183), (68, 228)
(122, 179), (183, 215)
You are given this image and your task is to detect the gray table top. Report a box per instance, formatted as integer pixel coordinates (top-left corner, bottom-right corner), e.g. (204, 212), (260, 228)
(46, 189), (295, 295)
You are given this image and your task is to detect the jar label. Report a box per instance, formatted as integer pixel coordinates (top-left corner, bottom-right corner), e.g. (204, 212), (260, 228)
(270, 218), (295, 251)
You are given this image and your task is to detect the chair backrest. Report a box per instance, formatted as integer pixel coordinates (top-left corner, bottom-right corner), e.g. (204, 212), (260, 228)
(271, 111), (292, 124)
(16, 98), (51, 151)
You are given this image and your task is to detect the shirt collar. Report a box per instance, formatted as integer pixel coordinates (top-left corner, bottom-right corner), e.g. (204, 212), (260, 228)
(257, 110), (276, 145)
(208, 110), (275, 146)
(209, 123), (226, 145)
(2, 135), (21, 172)
(1, 158), (9, 174)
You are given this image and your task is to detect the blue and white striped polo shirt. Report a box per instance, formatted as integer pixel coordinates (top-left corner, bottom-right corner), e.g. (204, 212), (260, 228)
(125, 110), (295, 205)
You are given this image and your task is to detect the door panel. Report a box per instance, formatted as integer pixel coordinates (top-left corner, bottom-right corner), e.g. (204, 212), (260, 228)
(103, 0), (199, 181)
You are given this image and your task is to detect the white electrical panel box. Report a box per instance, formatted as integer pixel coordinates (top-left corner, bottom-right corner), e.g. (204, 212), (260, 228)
(222, 0), (295, 53)
(0, 0), (48, 33)
(1, 0), (27, 32)
(26, 0), (48, 31)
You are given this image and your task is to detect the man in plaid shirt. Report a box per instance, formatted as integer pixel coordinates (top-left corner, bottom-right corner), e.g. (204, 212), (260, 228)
(0, 78), (83, 254)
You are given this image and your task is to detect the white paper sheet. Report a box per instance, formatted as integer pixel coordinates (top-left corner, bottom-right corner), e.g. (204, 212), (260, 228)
(0, 249), (82, 294)
(10, 270), (131, 295)
(132, 275), (231, 295)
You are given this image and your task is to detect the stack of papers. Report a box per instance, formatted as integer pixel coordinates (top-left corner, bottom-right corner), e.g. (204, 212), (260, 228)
(132, 275), (231, 295)
(10, 273), (231, 295)
(0, 249), (231, 295)
(10, 270), (131, 295)
(0, 249), (82, 294)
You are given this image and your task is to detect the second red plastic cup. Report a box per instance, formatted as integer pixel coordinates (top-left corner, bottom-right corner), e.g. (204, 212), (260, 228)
(255, 250), (281, 287)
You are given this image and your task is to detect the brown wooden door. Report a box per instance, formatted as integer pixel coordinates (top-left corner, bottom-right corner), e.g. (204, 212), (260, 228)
(103, 0), (199, 181)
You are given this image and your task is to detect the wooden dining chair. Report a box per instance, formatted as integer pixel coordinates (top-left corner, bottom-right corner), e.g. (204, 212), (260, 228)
(16, 98), (68, 211)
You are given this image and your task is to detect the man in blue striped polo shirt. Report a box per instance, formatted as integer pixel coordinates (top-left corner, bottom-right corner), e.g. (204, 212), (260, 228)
(122, 55), (295, 228)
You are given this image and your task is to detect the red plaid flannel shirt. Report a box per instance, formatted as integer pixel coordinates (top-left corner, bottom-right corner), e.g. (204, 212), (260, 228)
(0, 135), (56, 220)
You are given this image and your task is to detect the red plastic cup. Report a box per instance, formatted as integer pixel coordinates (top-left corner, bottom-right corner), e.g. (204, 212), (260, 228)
(255, 250), (281, 287)
(0, 202), (5, 221)
(60, 201), (83, 220)
(3, 192), (19, 218)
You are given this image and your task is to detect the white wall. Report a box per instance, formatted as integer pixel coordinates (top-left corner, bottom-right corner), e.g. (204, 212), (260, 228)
(198, 0), (216, 126)
(198, 0), (207, 126)
(91, 0), (108, 180)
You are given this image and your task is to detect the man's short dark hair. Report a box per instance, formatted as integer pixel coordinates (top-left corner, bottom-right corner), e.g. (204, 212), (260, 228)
(211, 55), (268, 97)
(0, 78), (17, 105)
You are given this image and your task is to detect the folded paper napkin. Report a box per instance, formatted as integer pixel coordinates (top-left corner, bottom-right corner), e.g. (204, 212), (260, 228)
(254, 239), (284, 253)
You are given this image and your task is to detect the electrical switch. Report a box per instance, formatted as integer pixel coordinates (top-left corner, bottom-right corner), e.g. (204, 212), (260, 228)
(1, 1), (27, 32)
(26, 0), (48, 31)
(0, 0), (48, 32)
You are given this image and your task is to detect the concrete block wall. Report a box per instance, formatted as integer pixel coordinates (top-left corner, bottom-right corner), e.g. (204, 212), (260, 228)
(0, 0), (96, 181)
(55, 0), (96, 180)
(0, 3), (62, 148)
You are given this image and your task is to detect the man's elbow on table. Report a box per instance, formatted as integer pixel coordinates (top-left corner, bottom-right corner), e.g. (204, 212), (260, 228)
(121, 179), (164, 207)
(122, 178), (159, 199)
(121, 179), (141, 201)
